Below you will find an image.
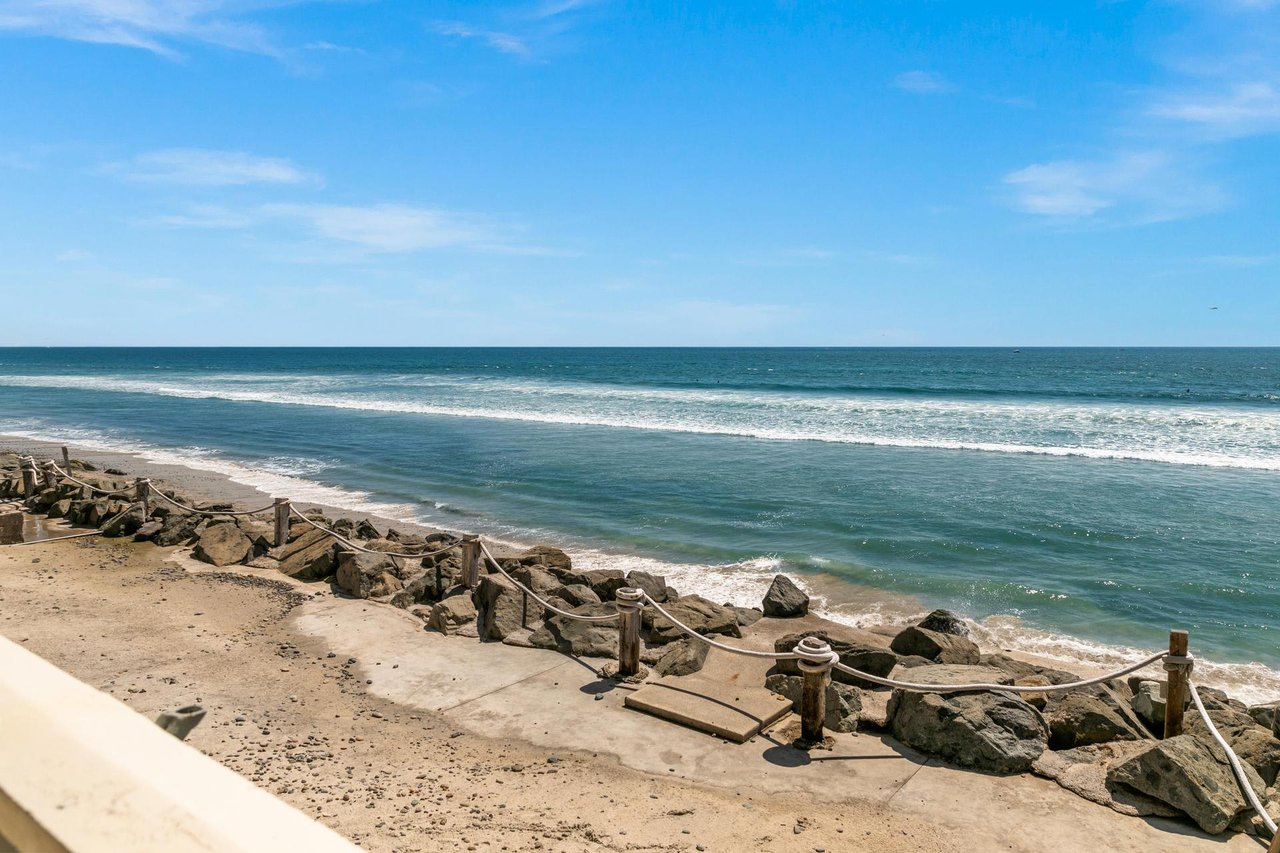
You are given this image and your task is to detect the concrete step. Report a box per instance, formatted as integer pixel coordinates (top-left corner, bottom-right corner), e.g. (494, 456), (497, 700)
(623, 674), (792, 742)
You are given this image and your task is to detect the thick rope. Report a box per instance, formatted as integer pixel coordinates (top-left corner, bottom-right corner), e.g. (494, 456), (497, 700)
(43, 462), (136, 497)
(149, 487), (278, 518)
(2, 530), (103, 546)
(831, 651), (1167, 694)
(479, 541), (620, 622)
(1188, 680), (1278, 836)
(289, 507), (458, 560)
(637, 591), (800, 659)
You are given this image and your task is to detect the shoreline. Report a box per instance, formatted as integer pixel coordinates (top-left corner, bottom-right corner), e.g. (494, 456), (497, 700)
(4, 431), (1277, 704)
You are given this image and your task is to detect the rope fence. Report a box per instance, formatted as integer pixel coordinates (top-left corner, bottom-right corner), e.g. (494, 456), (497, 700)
(3, 451), (1277, 842)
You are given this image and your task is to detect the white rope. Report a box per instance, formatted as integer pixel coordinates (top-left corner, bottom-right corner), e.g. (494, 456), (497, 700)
(289, 507), (458, 560)
(637, 591), (799, 659)
(479, 541), (620, 622)
(1188, 680), (1278, 836)
(831, 651), (1167, 694)
(149, 487), (278, 518)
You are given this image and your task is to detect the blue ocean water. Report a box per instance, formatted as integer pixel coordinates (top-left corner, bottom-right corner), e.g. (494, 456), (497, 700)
(2, 348), (1278, 695)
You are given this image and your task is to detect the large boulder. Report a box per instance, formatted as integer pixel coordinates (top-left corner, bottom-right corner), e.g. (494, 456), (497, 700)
(917, 608), (970, 637)
(888, 685), (1048, 774)
(275, 528), (341, 581)
(653, 638), (709, 677)
(528, 604), (617, 657)
(890, 625), (980, 665)
(643, 595), (741, 645)
(518, 545), (572, 572)
(774, 627), (899, 687)
(336, 551), (404, 598)
(1186, 707), (1280, 786)
(761, 574), (809, 618)
(101, 504), (146, 538)
(765, 673), (861, 734)
(552, 584), (600, 608)
(510, 565), (560, 596)
(428, 594), (478, 635)
(1043, 690), (1151, 750)
(1107, 735), (1265, 834)
(476, 574), (542, 641)
(132, 519), (164, 542)
(1248, 702), (1280, 737)
(625, 570), (668, 603)
(153, 513), (200, 547)
(193, 524), (253, 566)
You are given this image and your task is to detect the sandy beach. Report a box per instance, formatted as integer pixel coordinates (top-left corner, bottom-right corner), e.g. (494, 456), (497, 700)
(5, 437), (1274, 851)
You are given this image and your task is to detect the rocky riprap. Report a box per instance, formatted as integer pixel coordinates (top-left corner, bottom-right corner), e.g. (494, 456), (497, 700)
(4, 450), (1279, 838)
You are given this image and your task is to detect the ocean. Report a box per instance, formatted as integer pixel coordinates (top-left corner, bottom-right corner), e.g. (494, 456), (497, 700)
(2, 347), (1277, 700)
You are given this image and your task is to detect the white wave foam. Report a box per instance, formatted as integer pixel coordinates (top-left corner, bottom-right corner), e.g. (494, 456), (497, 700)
(3, 373), (1280, 470)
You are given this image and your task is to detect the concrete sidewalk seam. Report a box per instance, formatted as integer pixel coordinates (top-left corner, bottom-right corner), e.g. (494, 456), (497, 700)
(434, 658), (578, 714)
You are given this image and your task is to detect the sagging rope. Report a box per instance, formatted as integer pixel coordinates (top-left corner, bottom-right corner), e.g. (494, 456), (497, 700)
(290, 506), (458, 560)
(1188, 679), (1278, 836)
(42, 462), (136, 498)
(480, 541), (620, 623)
(832, 652), (1168, 695)
(637, 590), (799, 659)
(149, 488), (278, 518)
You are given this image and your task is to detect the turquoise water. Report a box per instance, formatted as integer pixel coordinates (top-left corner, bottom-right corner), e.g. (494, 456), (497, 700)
(1, 348), (1277, 693)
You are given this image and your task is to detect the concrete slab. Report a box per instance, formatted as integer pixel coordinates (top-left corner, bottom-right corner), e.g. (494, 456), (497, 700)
(625, 674), (792, 742)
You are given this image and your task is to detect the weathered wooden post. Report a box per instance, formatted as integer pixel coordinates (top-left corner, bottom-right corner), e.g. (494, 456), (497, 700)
(795, 635), (836, 744)
(615, 587), (644, 677)
(1270, 827), (1280, 853)
(61, 446), (71, 471)
(44, 462), (60, 489)
(1163, 629), (1191, 739)
(20, 459), (36, 496)
(460, 535), (481, 589)
(273, 498), (290, 548)
(136, 478), (150, 518)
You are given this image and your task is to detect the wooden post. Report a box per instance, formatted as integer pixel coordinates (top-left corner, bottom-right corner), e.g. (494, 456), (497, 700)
(1270, 829), (1280, 853)
(796, 636), (835, 744)
(20, 460), (36, 496)
(1164, 629), (1190, 739)
(136, 478), (150, 518)
(44, 462), (59, 489)
(273, 498), (290, 548)
(615, 587), (644, 677)
(61, 446), (71, 471)
(460, 535), (480, 589)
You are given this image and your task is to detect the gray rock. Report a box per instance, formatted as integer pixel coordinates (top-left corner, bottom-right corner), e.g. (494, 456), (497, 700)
(890, 625), (980, 665)
(336, 551), (404, 599)
(354, 519), (380, 540)
(193, 524), (253, 566)
(888, 687), (1048, 774)
(653, 639), (709, 677)
(427, 595), (478, 635)
(1032, 742), (1180, 818)
(551, 583), (600, 608)
(765, 673), (861, 733)
(1107, 735), (1265, 834)
(528, 604), (618, 657)
(917, 608), (970, 637)
(518, 545), (572, 572)
(1186, 707), (1280, 786)
(643, 595), (741, 645)
(775, 628), (899, 687)
(274, 528), (341, 581)
(476, 574), (542, 641)
(1248, 701), (1280, 737)
(510, 564), (560, 596)
(1131, 679), (1190, 733)
(625, 570), (668, 602)
(46, 498), (72, 519)
(761, 574), (809, 618)
(891, 664), (1014, 687)
(132, 519), (164, 542)
(101, 504), (146, 538)
(734, 606), (764, 628)
(235, 518), (274, 554)
(153, 513), (199, 547)
(1043, 691), (1151, 749)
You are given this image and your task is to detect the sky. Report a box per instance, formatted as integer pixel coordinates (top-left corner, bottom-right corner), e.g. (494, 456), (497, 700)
(0, 0), (1277, 346)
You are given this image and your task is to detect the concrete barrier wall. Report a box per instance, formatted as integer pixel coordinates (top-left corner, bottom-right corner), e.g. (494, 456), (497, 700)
(0, 635), (362, 853)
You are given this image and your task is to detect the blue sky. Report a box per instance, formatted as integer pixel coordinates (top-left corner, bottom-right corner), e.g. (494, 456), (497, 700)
(0, 1), (1277, 345)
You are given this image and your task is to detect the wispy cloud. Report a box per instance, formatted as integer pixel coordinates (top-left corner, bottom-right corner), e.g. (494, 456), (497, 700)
(1149, 82), (1280, 139)
(893, 70), (956, 94)
(157, 200), (564, 257)
(105, 148), (318, 186)
(430, 21), (530, 57)
(1002, 150), (1226, 224)
(0, 0), (293, 58)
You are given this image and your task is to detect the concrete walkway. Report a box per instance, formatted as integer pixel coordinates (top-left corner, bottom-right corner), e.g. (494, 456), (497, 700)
(236, 562), (1259, 853)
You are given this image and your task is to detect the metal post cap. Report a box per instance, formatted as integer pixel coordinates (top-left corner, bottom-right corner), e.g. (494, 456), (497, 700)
(794, 635), (837, 672)
(615, 587), (644, 607)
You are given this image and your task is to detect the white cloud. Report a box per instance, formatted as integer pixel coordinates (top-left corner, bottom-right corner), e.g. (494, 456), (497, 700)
(261, 203), (490, 252)
(1149, 81), (1280, 138)
(893, 70), (955, 94)
(431, 21), (530, 57)
(108, 148), (318, 186)
(0, 0), (288, 58)
(1002, 150), (1226, 224)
